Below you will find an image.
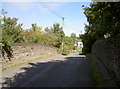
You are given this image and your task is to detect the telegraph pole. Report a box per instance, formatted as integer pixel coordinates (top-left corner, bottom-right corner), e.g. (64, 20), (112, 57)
(61, 17), (64, 30)
(61, 17), (64, 51)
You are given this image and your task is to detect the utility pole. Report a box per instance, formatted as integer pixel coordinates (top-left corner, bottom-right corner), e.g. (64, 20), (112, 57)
(61, 17), (64, 51)
(61, 17), (64, 30)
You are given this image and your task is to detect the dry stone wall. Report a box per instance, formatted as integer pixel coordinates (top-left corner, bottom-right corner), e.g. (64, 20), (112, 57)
(92, 40), (120, 86)
(2, 43), (58, 62)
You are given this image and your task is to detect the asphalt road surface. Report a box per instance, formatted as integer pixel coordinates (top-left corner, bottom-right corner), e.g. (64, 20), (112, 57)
(2, 53), (95, 87)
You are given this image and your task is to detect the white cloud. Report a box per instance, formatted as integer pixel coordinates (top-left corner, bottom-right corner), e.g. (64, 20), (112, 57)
(63, 19), (87, 37)
(64, 25), (85, 37)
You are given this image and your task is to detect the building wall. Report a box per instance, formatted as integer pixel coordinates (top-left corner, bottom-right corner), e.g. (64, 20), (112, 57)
(77, 42), (83, 48)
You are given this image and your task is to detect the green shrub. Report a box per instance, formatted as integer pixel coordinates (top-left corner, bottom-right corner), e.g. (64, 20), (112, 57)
(62, 49), (69, 55)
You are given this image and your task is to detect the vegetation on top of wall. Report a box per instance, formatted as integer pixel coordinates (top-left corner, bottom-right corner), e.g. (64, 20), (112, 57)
(80, 2), (120, 54)
(1, 16), (77, 60)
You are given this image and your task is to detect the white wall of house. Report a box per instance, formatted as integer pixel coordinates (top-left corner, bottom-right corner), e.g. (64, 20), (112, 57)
(77, 42), (83, 48)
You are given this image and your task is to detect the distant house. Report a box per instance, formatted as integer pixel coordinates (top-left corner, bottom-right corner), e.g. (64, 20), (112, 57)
(74, 39), (83, 48)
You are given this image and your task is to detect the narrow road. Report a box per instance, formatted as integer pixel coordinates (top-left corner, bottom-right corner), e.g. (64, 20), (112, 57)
(2, 53), (94, 87)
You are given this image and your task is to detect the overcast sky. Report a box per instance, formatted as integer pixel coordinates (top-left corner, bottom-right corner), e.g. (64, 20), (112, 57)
(2, 2), (91, 36)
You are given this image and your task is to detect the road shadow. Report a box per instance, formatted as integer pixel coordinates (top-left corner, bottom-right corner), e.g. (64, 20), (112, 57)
(2, 55), (93, 88)
(65, 57), (86, 60)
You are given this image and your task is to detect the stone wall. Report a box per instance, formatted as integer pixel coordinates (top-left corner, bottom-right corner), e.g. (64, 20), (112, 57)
(92, 40), (120, 86)
(2, 43), (58, 62)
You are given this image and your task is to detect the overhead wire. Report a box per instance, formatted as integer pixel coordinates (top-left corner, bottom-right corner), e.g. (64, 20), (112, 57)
(40, 2), (83, 34)
(40, 2), (62, 19)
(40, 1), (65, 30)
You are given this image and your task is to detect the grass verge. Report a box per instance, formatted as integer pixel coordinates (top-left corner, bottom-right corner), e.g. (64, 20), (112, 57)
(1, 54), (59, 71)
(87, 54), (105, 88)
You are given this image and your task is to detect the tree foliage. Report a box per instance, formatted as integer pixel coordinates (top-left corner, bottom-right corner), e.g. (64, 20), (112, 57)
(1, 16), (75, 60)
(80, 2), (120, 54)
(70, 33), (77, 42)
(51, 23), (65, 48)
(1, 17), (23, 60)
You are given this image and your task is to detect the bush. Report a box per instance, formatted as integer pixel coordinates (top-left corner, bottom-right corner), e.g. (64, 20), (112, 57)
(62, 49), (69, 55)
(80, 33), (96, 54)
